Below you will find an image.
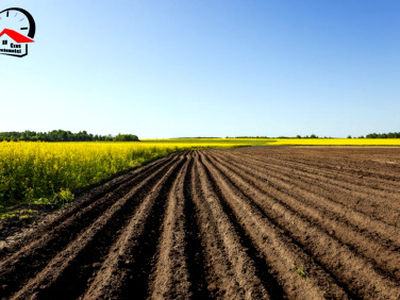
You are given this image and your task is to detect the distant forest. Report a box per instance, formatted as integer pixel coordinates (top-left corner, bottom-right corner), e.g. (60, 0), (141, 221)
(0, 130), (139, 142)
(232, 132), (400, 139)
(364, 132), (400, 138)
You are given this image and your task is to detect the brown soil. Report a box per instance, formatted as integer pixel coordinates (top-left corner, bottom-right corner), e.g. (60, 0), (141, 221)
(1, 147), (400, 299)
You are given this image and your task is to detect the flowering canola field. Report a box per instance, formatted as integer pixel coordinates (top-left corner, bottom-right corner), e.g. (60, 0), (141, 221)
(1, 138), (399, 207)
(269, 138), (400, 146)
(0, 141), (249, 206)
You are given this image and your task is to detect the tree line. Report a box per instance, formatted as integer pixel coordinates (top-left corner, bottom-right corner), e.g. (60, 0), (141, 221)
(231, 134), (328, 139)
(0, 130), (139, 142)
(232, 132), (400, 139)
(365, 132), (400, 138)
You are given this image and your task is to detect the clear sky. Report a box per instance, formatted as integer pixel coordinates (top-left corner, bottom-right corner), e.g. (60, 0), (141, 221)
(1, 1), (399, 138)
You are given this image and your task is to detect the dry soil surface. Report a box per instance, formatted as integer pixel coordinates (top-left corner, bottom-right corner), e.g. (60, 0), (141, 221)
(1, 147), (400, 299)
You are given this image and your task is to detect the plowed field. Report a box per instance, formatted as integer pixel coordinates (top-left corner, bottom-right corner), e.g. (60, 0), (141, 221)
(1, 147), (400, 299)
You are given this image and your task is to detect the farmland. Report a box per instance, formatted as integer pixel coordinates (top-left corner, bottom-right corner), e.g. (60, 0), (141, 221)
(267, 138), (400, 146)
(0, 140), (253, 208)
(1, 138), (399, 209)
(145, 138), (400, 147)
(1, 147), (400, 299)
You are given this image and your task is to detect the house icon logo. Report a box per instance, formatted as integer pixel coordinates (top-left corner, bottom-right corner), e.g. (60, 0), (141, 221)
(0, 7), (35, 58)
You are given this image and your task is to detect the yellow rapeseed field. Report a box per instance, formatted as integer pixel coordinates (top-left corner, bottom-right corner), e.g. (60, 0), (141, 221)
(0, 140), (247, 206)
(1, 138), (399, 207)
(268, 138), (400, 146)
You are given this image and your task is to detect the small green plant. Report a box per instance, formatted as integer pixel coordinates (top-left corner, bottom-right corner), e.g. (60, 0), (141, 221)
(56, 188), (74, 206)
(0, 211), (17, 220)
(33, 188), (74, 208)
(294, 261), (307, 278)
(0, 208), (38, 221)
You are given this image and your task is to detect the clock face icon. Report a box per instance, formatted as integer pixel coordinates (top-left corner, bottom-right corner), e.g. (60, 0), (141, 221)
(0, 7), (35, 39)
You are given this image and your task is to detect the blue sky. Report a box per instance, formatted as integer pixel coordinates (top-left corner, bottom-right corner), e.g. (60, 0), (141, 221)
(1, 1), (399, 138)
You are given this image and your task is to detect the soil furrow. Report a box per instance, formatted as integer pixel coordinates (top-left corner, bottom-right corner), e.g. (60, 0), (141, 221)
(81, 154), (187, 300)
(0, 154), (182, 299)
(181, 156), (211, 299)
(9, 154), (187, 300)
(198, 151), (350, 299)
(2, 147), (399, 299)
(214, 150), (400, 242)
(254, 154), (400, 215)
(237, 147), (400, 182)
(223, 150), (400, 218)
(203, 151), (400, 299)
(210, 151), (400, 282)
(190, 152), (270, 299)
(148, 154), (192, 299)
(279, 156), (400, 193)
(0, 153), (175, 259)
(236, 149), (400, 203)
(263, 150), (400, 183)
(195, 153), (286, 300)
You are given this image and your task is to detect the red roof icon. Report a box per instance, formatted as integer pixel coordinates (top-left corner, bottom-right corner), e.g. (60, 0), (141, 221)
(0, 28), (34, 43)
